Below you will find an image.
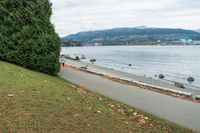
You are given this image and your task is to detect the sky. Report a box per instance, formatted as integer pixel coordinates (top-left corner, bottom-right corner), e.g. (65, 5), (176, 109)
(50, 0), (200, 37)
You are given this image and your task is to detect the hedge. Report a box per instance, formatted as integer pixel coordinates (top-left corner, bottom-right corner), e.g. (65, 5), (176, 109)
(0, 0), (61, 75)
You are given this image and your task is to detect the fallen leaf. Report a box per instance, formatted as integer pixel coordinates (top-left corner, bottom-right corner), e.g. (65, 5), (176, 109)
(8, 94), (14, 97)
(96, 110), (101, 114)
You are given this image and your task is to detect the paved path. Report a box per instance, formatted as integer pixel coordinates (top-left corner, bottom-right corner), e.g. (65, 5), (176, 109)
(59, 67), (200, 132)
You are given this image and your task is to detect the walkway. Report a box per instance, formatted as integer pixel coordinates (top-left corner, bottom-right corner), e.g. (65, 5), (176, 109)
(59, 67), (200, 132)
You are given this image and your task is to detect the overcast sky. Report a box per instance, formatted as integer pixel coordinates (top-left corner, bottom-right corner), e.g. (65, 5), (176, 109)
(50, 0), (200, 37)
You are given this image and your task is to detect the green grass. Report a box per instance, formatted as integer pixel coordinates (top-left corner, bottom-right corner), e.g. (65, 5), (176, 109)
(0, 61), (193, 133)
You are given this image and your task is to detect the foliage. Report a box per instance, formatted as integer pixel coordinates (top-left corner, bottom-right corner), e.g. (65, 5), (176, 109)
(0, 0), (60, 75)
(61, 39), (81, 47)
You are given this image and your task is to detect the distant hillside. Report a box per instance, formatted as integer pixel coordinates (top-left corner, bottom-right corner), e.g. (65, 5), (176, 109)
(61, 39), (81, 47)
(63, 27), (200, 46)
(195, 29), (200, 33)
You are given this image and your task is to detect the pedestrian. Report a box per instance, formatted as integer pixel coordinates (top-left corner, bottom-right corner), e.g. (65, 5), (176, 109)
(60, 58), (65, 67)
(62, 62), (65, 67)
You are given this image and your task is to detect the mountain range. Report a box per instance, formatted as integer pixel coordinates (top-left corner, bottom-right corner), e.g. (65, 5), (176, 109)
(62, 27), (200, 46)
(195, 29), (200, 33)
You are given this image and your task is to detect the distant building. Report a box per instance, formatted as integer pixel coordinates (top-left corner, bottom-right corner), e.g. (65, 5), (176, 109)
(191, 41), (200, 45)
(94, 42), (102, 46)
(180, 38), (193, 45)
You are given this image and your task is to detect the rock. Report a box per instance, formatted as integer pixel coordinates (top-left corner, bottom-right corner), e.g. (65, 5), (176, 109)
(159, 74), (165, 79)
(60, 54), (64, 58)
(75, 56), (80, 61)
(81, 55), (86, 59)
(61, 54), (70, 58)
(80, 66), (87, 70)
(187, 77), (195, 82)
(175, 82), (185, 89)
(128, 64), (132, 66)
(154, 75), (158, 77)
(90, 59), (96, 62)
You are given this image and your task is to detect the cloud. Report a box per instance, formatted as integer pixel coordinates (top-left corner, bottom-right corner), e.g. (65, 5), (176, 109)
(50, 0), (200, 37)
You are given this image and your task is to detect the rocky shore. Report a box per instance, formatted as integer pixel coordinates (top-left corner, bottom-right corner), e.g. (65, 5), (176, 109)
(61, 57), (200, 102)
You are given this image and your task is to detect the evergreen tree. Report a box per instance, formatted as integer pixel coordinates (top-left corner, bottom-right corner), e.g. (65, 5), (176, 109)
(0, 0), (61, 75)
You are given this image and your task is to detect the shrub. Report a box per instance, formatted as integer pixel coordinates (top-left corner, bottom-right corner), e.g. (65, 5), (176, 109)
(0, 0), (60, 75)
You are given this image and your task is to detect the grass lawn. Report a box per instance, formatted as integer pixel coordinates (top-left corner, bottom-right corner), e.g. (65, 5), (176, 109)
(0, 61), (193, 133)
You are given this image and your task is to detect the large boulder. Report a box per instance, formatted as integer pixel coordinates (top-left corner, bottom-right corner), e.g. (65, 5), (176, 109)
(159, 74), (165, 79)
(187, 77), (195, 82)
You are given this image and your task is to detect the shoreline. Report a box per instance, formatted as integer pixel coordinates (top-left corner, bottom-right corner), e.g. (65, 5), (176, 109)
(62, 58), (200, 103)
(61, 45), (200, 89)
(62, 44), (200, 48)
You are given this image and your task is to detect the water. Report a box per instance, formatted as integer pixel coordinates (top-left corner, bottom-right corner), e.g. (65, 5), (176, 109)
(61, 46), (200, 90)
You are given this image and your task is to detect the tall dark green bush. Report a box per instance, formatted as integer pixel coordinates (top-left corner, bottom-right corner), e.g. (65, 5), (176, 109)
(0, 0), (60, 75)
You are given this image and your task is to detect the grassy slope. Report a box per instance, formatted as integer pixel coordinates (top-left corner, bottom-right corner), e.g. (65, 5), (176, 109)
(0, 61), (193, 133)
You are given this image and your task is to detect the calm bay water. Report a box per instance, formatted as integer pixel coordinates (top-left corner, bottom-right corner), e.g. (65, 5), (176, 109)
(61, 46), (200, 90)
